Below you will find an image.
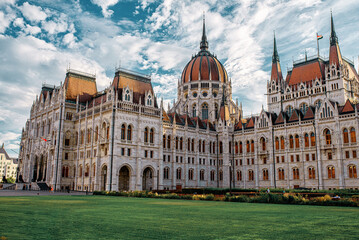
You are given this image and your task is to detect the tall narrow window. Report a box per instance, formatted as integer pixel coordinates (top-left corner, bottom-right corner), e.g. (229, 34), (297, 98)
(275, 137), (279, 150)
(192, 104), (196, 118)
(251, 140), (254, 153)
(167, 135), (171, 149)
(202, 103), (208, 120)
(328, 166), (335, 179)
(350, 128), (356, 143)
(308, 167), (316, 179)
(237, 170), (242, 181)
(262, 169), (268, 180)
(310, 132), (316, 146)
(278, 168), (285, 180)
(127, 125), (132, 141)
(121, 124), (126, 140)
(295, 135), (300, 148)
(200, 170), (205, 181)
(150, 128), (154, 143)
(176, 168), (182, 180)
(325, 129), (331, 145)
(349, 165), (357, 178)
(163, 135), (166, 148)
(248, 170), (254, 181)
(304, 133), (309, 147)
(144, 127), (149, 143)
(343, 128), (349, 144)
(293, 168), (299, 180)
(180, 137), (183, 150)
(147, 95), (152, 106)
(280, 136), (285, 150)
(289, 135), (294, 149)
(95, 126), (98, 142)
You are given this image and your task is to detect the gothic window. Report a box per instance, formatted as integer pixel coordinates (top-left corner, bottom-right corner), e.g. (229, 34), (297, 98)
(210, 170), (215, 181)
(239, 141), (243, 154)
(262, 169), (268, 181)
(215, 103), (218, 119)
(343, 128), (349, 144)
(280, 136), (285, 149)
(293, 168), (299, 180)
(124, 89), (131, 102)
(150, 128), (154, 143)
(163, 167), (170, 179)
(237, 170), (242, 181)
(176, 168), (182, 180)
(188, 169), (194, 180)
(308, 167), (316, 179)
(350, 128), (356, 143)
(300, 103), (308, 114)
(304, 133), (309, 147)
(324, 129), (331, 145)
(278, 168), (285, 180)
(248, 170), (254, 181)
(95, 126), (98, 142)
(275, 137), (279, 150)
(289, 135), (294, 149)
(146, 94), (152, 106)
(328, 166), (335, 179)
(176, 137), (179, 150)
(167, 135), (171, 149)
(191, 139), (194, 152)
(295, 135), (300, 148)
(286, 105), (293, 116)
(127, 125), (132, 141)
(121, 124), (126, 140)
(349, 165), (357, 178)
(144, 127), (149, 143)
(106, 126), (110, 140)
(200, 169), (205, 181)
(202, 140), (205, 153)
(180, 137), (183, 150)
(310, 132), (316, 146)
(192, 104), (197, 118)
(202, 103), (208, 120)
(260, 137), (266, 151)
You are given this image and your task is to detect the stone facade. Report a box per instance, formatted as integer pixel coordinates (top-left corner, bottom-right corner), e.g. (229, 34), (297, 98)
(18, 15), (359, 191)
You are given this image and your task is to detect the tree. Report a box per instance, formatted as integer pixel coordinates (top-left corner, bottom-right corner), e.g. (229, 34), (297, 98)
(6, 177), (15, 184)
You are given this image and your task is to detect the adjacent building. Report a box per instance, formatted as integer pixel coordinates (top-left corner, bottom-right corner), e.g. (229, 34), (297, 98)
(0, 144), (18, 181)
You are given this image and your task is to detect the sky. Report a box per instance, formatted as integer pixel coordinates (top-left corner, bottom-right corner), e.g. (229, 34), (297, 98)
(1, 0), (359, 157)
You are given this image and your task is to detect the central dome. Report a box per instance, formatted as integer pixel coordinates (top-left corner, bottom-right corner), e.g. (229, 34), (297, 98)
(181, 17), (228, 84)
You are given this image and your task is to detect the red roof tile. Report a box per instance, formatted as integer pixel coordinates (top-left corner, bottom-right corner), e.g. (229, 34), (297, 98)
(288, 60), (325, 86)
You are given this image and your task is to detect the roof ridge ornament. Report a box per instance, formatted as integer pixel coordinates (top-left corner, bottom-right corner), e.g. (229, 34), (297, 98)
(272, 31), (280, 63)
(330, 11), (338, 46)
(200, 12), (208, 51)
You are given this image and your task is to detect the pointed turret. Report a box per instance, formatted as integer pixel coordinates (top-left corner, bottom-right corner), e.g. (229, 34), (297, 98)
(218, 85), (230, 121)
(200, 13), (208, 51)
(270, 33), (283, 82)
(329, 12), (343, 66)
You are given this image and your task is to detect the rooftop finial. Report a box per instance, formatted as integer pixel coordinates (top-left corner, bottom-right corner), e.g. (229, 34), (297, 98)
(330, 11), (338, 46)
(200, 12), (208, 51)
(272, 31), (280, 63)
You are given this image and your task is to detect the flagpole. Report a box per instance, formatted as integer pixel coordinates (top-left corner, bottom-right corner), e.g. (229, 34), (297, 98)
(316, 32), (319, 57)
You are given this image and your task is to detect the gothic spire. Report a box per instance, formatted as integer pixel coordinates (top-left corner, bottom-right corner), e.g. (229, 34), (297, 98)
(272, 32), (280, 63)
(330, 12), (338, 46)
(200, 12), (208, 51)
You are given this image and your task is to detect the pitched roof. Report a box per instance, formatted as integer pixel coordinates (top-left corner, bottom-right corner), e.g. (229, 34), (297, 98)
(288, 109), (301, 122)
(340, 99), (355, 114)
(234, 120), (243, 131)
(302, 106), (315, 120)
(274, 112), (287, 125)
(0, 146), (10, 160)
(287, 59), (325, 86)
(245, 117), (255, 128)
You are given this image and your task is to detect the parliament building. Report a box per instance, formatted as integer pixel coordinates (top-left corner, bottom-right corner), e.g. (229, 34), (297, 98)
(18, 14), (359, 191)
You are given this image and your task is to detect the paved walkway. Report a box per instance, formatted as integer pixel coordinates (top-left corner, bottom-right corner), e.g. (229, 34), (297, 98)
(0, 190), (91, 196)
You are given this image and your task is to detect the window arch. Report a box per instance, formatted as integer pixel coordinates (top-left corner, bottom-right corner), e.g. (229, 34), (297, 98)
(327, 166), (335, 179)
(144, 127), (149, 143)
(343, 128), (349, 144)
(304, 133), (309, 147)
(163, 167), (170, 179)
(150, 128), (154, 143)
(187, 138), (190, 151)
(239, 141), (243, 153)
(315, 100), (322, 110)
(127, 125), (132, 141)
(79, 165), (83, 177)
(246, 140), (250, 153)
(176, 137), (179, 150)
(124, 89), (131, 102)
(87, 129), (91, 144)
(202, 140), (205, 153)
(200, 169), (205, 181)
(80, 130), (84, 145)
(310, 132), (316, 146)
(293, 168), (299, 180)
(121, 124), (126, 140)
(251, 140), (254, 153)
(176, 168), (182, 180)
(324, 129), (331, 145)
(202, 103), (208, 120)
(280, 136), (285, 150)
(350, 127), (356, 143)
(167, 135), (171, 149)
(278, 168), (285, 180)
(191, 139), (194, 152)
(262, 169), (269, 181)
(295, 134), (300, 148)
(180, 137), (183, 150)
(248, 170), (254, 181)
(210, 170), (215, 181)
(188, 169), (194, 180)
(192, 104), (197, 117)
(308, 167), (316, 179)
(146, 94), (152, 106)
(349, 165), (357, 178)
(106, 126), (110, 140)
(275, 137), (279, 150)
(260, 137), (266, 151)
(286, 105), (293, 116)
(236, 170), (242, 181)
(289, 135), (294, 149)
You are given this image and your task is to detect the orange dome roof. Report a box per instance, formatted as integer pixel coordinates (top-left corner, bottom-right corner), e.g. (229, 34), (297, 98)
(181, 51), (228, 83)
(181, 16), (228, 83)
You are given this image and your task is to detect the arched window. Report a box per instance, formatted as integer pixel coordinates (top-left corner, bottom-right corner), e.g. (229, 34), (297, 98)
(286, 105), (293, 116)
(343, 128), (349, 144)
(289, 135), (294, 149)
(350, 128), (356, 143)
(262, 169), (268, 181)
(215, 103), (219, 119)
(202, 140), (205, 153)
(315, 100), (322, 110)
(95, 126), (98, 142)
(278, 168), (285, 180)
(127, 125), (132, 141)
(191, 139), (194, 152)
(300, 103), (308, 114)
(210, 170), (215, 181)
(308, 167), (316, 179)
(163, 167), (169, 179)
(220, 141), (223, 153)
(251, 140), (254, 153)
(200, 169), (205, 181)
(121, 124), (126, 140)
(304, 133), (309, 147)
(328, 166), (335, 179)
(246, 141), (250, 153)
(163, 135), (166, 148)
(275, 137), (279, 150)
(146, 95), (152, 106)
(236, 170), (242, 181)
(349, 165), (357, 178)
(187, 138), (190, 151)
(167, 135), (171, 149)
(106, 126), (110, 140)
(85, 164), (90, 177)
(293, 168), (299, 180)
(198, 140), (202, 152)
(239, 141), (243, 154)
(62, 166), (65, 178)
(219, 171), (223, 181)
(80, 131), (84, 145)
(79, 165), (83, 177)
(248, 170), (254, 181)
(192, 104), (197, 117)
(188, 169), (194, 180)
(325, 129), (331, 145)
(310, 132), (316, 146)
(280, 136), (285, 150)
(75, 132), (78, 145)
(87, 129), (91, 144)
(124, 89), (131, 101)
(295, 135), (300, 148)
(235, 141), (239, 153)
(176, 168), (182, 180)
(144, 127), (149, 143)
(150, 128), (154, 143)
(202, 103), (208, 120)
(180, 137), (183, 150)
(176, 137), (179, 150)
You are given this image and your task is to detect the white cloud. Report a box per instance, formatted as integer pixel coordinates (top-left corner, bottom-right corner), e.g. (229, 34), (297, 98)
(91, 0), (120, 18)
(13, 17), (24, 28)
(0, 10), (16, 33)
(42, 14), (69, 34)
(63, 32), (77, 48)
(19, 2), (47, 22)
(0, 0), (16, 7)
(24, 24), (41, 35)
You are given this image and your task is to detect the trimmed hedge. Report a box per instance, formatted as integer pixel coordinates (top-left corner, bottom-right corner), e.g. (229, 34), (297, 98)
(93, 191), (358, 207)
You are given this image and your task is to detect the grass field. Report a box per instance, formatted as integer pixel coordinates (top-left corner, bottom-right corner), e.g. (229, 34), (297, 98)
(0, 196), (358, 240)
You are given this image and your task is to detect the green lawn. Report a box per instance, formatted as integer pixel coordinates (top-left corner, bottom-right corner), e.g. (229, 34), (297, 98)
(0, 196), (358, 240)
